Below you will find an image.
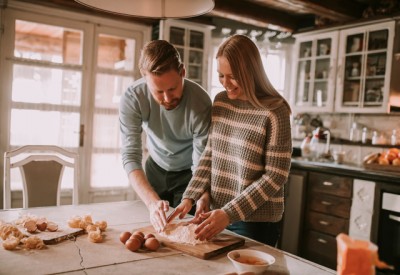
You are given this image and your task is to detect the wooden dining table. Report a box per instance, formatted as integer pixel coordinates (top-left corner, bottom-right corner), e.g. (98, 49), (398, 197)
(0, 200), (335, 274)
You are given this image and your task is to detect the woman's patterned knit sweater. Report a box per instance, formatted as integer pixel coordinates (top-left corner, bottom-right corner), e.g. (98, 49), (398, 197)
(183, 91), (292, 223)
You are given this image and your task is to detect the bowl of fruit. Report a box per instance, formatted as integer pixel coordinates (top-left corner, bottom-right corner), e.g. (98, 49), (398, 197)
(363, 148), (400, 172)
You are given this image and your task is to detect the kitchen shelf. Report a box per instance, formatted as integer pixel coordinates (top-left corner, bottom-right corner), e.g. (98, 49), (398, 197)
(293, 137), (400, 149)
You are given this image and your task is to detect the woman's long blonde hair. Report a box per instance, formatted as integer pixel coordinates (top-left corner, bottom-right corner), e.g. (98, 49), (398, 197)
(216, 34), (291, 112)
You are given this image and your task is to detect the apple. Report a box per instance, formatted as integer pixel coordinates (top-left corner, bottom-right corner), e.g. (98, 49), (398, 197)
(379, 158), (390, 165)
(392, 158), (400, 166)
(385, 152), (398, 163)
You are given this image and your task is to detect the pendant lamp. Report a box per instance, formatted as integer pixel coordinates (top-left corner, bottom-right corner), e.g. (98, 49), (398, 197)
(74, 0), (215, 19)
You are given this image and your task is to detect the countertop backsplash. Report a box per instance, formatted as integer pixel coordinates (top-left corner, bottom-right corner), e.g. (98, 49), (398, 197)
(292, 112), (400, 165)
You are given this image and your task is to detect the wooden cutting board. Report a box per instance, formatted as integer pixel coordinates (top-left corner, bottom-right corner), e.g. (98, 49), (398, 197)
(137, 225), (245, 259)
(23, 226), (85, 245)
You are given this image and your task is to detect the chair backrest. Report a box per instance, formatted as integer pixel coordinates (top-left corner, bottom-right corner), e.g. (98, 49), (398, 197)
(3, 145), (79, 209)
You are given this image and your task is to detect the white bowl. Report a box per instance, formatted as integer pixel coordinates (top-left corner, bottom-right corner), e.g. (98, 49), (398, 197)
(227, 249), (275, 274)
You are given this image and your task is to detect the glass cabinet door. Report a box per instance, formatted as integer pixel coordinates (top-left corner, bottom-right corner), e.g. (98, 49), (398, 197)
(292, 31), (338, 113)
(336, 22), (394, 113)
(161, 20), (210, 89)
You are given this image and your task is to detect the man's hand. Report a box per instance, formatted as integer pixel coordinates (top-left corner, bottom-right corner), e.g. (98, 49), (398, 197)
(148, 200), (170, 232)
(191, 192), (210, 224)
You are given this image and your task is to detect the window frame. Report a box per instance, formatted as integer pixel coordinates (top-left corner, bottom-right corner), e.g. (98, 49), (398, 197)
(0, 1), (151, 207)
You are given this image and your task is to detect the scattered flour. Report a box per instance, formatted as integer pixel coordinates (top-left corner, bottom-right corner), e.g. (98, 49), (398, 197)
(160, 222), (208, 246)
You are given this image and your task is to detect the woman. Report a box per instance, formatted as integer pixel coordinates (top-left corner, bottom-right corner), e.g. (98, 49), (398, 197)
(169, 34), (292, 246)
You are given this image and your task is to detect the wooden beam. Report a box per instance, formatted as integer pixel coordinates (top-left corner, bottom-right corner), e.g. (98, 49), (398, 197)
(253, 0), (366, 22)
(211, 0), (299, 32)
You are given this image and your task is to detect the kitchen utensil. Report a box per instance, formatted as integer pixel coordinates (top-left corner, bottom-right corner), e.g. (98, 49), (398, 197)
(333, 150), (346, 164)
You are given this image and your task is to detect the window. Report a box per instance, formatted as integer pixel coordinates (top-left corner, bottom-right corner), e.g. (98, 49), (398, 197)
(0, 4), (149, 204)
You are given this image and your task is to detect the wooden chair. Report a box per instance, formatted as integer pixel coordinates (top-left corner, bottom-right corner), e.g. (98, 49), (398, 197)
(3, 145), (79, 209)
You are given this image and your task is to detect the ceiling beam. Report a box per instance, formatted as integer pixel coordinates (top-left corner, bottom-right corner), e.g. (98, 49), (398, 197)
(292, 0), (366, 21)
(211, 0), (300, 32)
(251, 0), (366, 22)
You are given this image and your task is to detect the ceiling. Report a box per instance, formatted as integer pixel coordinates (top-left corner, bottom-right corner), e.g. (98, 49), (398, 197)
(10, 0), (400, 39)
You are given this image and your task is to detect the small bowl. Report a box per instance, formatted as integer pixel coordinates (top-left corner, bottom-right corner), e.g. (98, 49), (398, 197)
(227, 249), (275, 274)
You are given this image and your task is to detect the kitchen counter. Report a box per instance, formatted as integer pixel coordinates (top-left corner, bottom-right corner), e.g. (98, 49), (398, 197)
(0, 201), (335, 275)
(291, 158), (400, 185)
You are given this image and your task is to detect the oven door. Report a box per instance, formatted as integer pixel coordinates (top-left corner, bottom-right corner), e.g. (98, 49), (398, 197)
(378, 192), (400, 274)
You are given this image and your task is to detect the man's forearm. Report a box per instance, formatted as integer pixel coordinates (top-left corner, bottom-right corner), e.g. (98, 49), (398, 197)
(128, 169), (160, 208)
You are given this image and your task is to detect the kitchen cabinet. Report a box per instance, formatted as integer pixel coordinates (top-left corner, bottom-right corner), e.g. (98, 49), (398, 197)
(335, 22), (395, 113)
(291, 20), (396, 114)
(302, 171), (353, 269)
(290, 31), (339, 113)
(156, 19), (212, 89)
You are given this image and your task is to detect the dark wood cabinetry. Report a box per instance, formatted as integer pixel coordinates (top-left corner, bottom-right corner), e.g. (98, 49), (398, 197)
(302, 171), (353, 269)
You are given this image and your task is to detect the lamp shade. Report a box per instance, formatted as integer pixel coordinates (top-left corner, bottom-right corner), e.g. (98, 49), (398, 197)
(74, 0), (215, 19)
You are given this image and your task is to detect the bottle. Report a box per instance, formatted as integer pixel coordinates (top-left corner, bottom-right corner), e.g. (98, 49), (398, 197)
(349, 122), (360, 142)
(391, 130), (397, 146)
(361, 127), (368, 144)
(309, 129), (320, 159)
(372, 131), (378, 145)
(300, 136), (311, 158)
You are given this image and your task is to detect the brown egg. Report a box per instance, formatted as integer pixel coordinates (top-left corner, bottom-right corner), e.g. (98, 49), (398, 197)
(125, 238), (141, 252)
(119, 231), (132, 244)
(144, 237), (160, 251)
(144, 233), (155, 240)
(131, 230), (144, 238)
(130, 233), (145, 246)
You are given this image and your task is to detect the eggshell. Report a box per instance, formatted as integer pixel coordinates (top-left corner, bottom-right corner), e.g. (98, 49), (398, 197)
(119, 231), (132, 244)
(131, 230), (144, 238)
(130, 233), (145, 246)
(144, 233), (155, 240)
(144, 237), (160, 251)
(125, 238), (141, 252)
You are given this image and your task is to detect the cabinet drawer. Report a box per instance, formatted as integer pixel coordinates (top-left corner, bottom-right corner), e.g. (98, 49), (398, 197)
(304, 230), (337, 269)
(309, 193), (351, 218)
(309, 172), (353, 198)
(307, 211), (349, 235)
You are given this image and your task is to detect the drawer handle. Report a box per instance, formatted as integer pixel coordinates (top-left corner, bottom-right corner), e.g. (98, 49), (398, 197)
(319, 220), (330, 226)
(321, 201), (332, 206)
(317, 238), (327, 244)
(322, 181), (333, 186)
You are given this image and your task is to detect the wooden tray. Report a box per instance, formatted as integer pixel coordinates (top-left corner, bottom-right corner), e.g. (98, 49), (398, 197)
(364, 163), (400, 174)
(23, 227), (85, 244)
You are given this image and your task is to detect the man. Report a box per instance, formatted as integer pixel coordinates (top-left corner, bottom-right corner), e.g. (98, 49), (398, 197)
(119, 40), (212, 232)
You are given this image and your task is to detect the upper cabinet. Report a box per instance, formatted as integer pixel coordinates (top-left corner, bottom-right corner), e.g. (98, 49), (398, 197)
(291, 20), (395, 114)
(291, 31), (339, 113)
(335, 22), (395, 113)
(157, 19), (212, 89)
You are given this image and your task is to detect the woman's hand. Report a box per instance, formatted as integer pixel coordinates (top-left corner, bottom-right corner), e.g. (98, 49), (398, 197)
(165, 198), (193, 224)
(148, 200), (170, 233)
(191, 192), (210, 224)
(194, 209), (230, 241)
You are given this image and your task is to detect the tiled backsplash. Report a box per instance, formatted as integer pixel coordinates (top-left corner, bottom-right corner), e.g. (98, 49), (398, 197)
(292, 113), (400, 165)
